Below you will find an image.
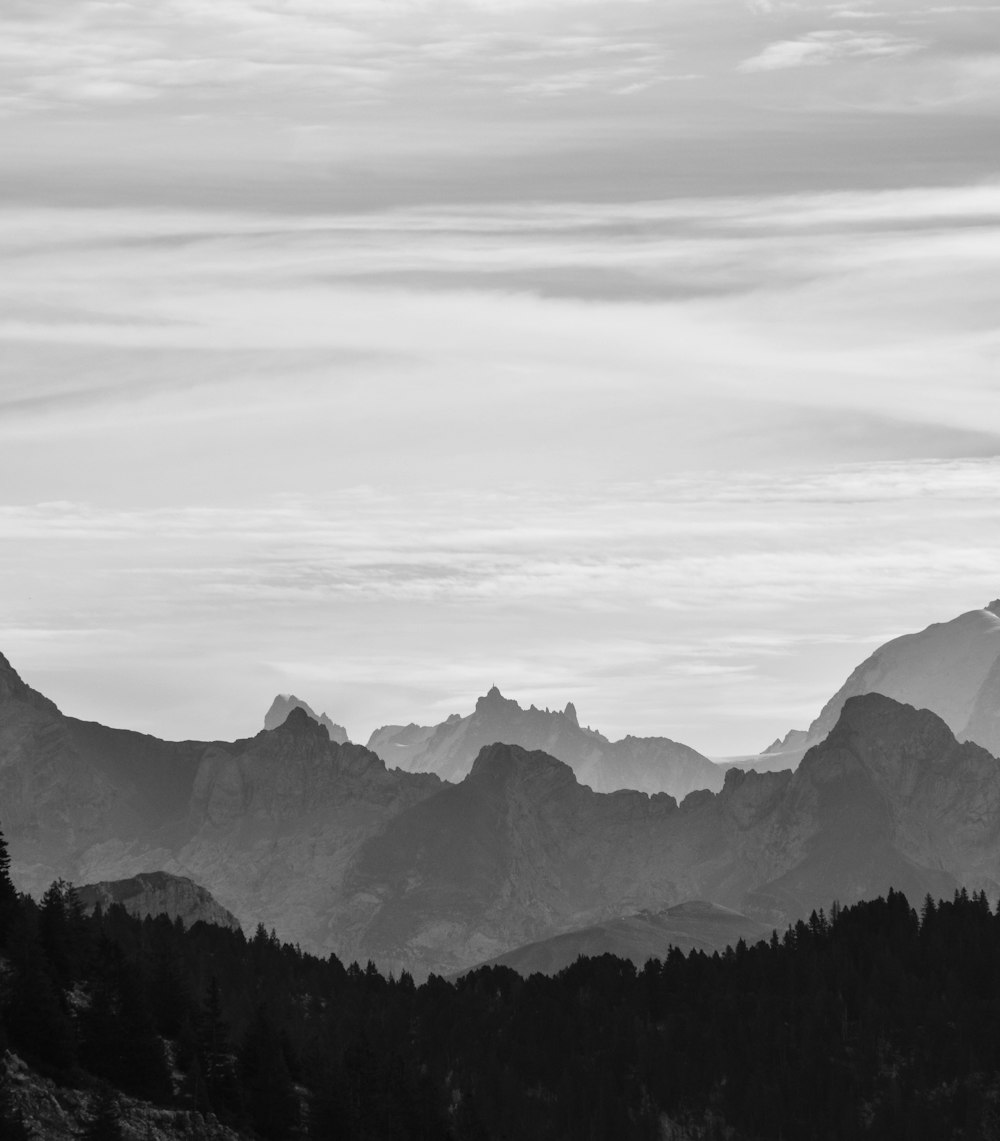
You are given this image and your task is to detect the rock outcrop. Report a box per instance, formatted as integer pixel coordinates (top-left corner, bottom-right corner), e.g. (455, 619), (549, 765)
(75, 871), (241, 930)
(2, 1053), (245, 1141)
(264, 693), (348, 743)
(367, 685), (722, 799)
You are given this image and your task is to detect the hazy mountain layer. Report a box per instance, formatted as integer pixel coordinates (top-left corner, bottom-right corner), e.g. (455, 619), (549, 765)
(367, 685), (723, 799)
(760, 600), (1000, 770)
(4, 649), (1000, 977)
(264, 693), (348, 743)
(0, 651), (440, 953)
(342, 693), (999, 975)
(466, 901), (771, 977)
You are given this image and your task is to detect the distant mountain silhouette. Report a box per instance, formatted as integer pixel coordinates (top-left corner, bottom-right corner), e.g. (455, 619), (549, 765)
(264, 693), (348, 743)
(344, 693), (999, 975)
(367, 685), (723, 799)
(465, 900), (771, 977)
(3, 648), (1000, 977)
(738, 600), (1000, 775)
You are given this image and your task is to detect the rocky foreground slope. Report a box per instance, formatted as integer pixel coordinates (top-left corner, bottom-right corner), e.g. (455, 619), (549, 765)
(368, 684), (722, 798)
(3, 649), (1000, 977)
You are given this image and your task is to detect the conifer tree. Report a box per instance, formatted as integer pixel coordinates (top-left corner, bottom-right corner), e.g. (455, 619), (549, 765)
(82, 1083), (125, 1141)
(0, 824), (19, 945)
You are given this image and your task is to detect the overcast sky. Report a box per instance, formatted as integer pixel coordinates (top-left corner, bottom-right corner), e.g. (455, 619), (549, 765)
(2, 0), (999, 755)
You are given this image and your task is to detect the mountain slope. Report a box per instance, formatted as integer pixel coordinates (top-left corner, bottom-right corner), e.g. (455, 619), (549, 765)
(264, 693), (348, 743)
(343, 694), (1000, 975)
(467, 900), (772, 977)
(367, 685), (722, 798)
(759, 600), (1000, 771)
(4, 649), (1000, 978)
(0, 652), (440, 952)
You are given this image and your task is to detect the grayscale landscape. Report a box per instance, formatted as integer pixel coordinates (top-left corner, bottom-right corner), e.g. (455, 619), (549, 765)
(2, 0), (1000, 1138)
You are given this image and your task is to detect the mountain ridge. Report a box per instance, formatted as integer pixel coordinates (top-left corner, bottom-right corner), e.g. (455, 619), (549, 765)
(264, 693), (349, 743)
(367, 683), (722, 799)
(4, 649), (1000, 977)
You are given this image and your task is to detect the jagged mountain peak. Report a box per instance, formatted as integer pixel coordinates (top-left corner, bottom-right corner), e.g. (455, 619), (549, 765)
(987, 599), (1000, 617)
(272, 704), (329, 738)
(474, 685), (521, 715)
(264, 693), (349, 743)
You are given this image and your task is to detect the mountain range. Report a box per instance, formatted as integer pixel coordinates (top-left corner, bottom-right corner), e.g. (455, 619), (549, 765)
(366, 685), (723, 798)
(2, 599), (999, 978)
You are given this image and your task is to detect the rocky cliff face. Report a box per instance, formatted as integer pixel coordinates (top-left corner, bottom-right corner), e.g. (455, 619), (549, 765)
(4, 649), (1000, 979)
(264, 693), (348, 743)
(3, 1053), (245, 1141)
(75, 871), (241, 930)
(762, 602), (1000, 769)
(367, 685), (723, 799)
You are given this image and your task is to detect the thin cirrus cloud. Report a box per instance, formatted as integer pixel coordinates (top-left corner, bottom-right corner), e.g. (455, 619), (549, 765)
(2, 0), (1000, 752)
(2, 460), (999, 753)
(738, 29), (922, 70)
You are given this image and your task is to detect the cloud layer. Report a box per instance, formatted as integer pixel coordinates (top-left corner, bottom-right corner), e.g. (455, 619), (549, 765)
(2, 0), (999, 755)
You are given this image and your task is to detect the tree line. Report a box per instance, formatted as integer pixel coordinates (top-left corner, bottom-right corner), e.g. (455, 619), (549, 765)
(2, 824), (1000, 1139)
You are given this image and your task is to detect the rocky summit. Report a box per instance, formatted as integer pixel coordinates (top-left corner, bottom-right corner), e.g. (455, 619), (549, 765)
(263, 693), (349, 743)
(367, 684), (723, 799)
(75, 870), (242, 930)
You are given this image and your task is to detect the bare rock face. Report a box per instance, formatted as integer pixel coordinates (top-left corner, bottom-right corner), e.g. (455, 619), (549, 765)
(762, 601), (1000, 770)
(3, 1053), (245, 1140)
(366, 685), (723, 799)
(264, 693), (348, 743)
(75, 871), (241, 930)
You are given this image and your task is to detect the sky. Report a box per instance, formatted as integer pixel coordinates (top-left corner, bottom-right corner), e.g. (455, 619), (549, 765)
(1, 0), (999, 756)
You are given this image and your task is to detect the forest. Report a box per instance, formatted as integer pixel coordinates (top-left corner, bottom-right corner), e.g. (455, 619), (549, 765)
(2, 823), (1000, 1141)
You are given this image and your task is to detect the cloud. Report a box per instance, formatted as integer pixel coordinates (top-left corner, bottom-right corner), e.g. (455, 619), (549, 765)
(739, 29), (922, 70)
(3, 459), (999, 752)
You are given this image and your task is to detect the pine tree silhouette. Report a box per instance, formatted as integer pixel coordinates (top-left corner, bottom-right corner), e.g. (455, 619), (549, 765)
(0, 822), (19, 945)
